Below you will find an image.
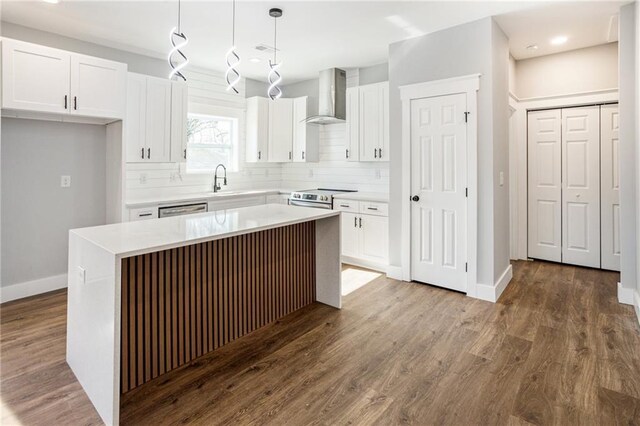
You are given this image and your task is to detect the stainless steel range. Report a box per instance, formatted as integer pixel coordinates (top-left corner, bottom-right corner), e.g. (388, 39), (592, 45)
(289, 188), (357, 209)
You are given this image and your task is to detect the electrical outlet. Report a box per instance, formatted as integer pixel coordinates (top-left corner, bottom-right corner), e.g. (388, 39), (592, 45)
(77, 266), (86, 285)
(139, 173), (147, 184)
(61, 175), (71, 187)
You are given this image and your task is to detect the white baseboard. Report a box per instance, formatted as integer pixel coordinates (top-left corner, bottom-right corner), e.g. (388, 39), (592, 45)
(0, 274), (68, 304)
(342, 256), (387, 274)
(617, 282), (635, 305)
(386, 265), (404, 281)
(474, 264), (513, 303)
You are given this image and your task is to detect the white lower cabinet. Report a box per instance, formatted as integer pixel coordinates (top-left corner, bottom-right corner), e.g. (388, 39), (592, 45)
(336, 199), (388, 272)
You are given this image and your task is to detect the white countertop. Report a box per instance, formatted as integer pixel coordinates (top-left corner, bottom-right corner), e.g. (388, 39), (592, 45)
(71, 204), (339, 257)
(125, 189), (294, 208)
(332, 192), (389, 203)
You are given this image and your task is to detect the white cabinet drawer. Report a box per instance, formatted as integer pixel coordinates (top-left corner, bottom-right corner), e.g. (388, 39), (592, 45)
(359, 201), (388, 217)
(334, 200), (359, 213)
(129, 206), (158, 221)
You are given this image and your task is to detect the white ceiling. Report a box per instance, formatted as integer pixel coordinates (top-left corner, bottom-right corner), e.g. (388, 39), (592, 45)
(0, 1), (626, 84)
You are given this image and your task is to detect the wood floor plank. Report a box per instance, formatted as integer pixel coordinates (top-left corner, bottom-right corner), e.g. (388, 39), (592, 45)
(2, 261), (639, 426)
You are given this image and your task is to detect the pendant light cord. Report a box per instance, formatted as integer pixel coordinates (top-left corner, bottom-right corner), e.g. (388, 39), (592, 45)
(177, 0), (181, 33)
(232, 0), (236, 45)
(273, 15), (277, 64)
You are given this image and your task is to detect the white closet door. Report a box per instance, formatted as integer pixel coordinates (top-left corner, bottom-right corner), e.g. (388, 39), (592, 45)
(561, 106), (600, 268)
(600, 104), (620, 271)
(527, 109), (562, 262)
(410, 93), (467, 292)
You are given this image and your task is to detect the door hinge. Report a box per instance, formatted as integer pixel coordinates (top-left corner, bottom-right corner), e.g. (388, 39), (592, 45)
(465, 262), (468, 272)
(464, 111), (470, 123)
(465, 187), (468, 197)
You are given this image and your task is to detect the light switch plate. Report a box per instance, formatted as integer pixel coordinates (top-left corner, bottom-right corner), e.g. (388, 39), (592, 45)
(77, 266), (86, 284)
(61, 175), (71, 187)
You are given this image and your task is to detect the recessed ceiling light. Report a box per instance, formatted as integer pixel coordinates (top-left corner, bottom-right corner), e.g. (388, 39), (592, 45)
(551, 36), (568, 45)
(249, 57), (261, 63)
(42, 0), (60, 3)
(526, 44), (538, 51)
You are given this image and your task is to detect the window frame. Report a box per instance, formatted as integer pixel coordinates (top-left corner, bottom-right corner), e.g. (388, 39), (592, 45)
(185, 103), (244, 174)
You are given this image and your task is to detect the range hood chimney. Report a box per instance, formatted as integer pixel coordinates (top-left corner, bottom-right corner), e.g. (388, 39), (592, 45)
(304, 68), (346, 125)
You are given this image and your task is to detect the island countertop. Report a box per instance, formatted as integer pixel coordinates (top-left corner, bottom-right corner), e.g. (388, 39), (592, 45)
(70, 203), (340, 258)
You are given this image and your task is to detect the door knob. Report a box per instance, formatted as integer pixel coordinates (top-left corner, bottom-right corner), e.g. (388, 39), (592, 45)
(411, 195), (420, 202)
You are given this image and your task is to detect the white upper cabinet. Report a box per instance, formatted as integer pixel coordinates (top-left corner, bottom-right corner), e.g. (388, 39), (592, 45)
(346, 81), (389, 162)
(292, 96), (319, 162)
(246, 96), (318, 163)
(268, 98), (294, 162)
(2, 39), (71, 114)
(1, 38), (126, 119)
(70, 54), (126, 119)
(145, 78), (172, 162)
(170, 82), (189, 162)
(246, 96), (269, 162)
(125, 73), (179, 163)
(345, 87), (360, 162)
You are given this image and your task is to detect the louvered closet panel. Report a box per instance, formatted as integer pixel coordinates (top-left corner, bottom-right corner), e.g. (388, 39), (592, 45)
(120, 222), (316, 393)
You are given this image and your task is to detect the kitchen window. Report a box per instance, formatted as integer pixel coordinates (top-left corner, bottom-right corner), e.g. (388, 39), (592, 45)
(186, 113), (239, 173)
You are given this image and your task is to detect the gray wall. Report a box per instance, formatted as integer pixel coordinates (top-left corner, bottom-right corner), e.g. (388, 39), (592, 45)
(619, 3), (637, 295)
(1, 118), (106, 286)
(389, 17), (509, 287)
(514, 43), (618, 99)
(359, 63), (389, 85)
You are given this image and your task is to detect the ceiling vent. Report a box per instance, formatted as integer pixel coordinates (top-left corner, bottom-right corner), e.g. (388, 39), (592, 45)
(255, 43), (279, 54)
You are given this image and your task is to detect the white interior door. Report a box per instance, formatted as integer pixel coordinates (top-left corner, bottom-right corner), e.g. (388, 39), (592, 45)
(527, 109), (562, 262)
(410, 93), (467, 292)
(601, 104), (620, 271)
(561, 106), (600, 268)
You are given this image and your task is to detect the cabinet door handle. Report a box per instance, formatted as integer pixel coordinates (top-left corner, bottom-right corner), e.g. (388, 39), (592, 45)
(354, 217), (358, 228)
(289, 151), (292, 160)
(64, 95), (68, 110)
(147, 148), (151, 159)
(258, 151), (261, 160)
(183, 149), (186, 159)
(73, 96), (77, 110)
(141, 147), (145, 159)
(345, 149), (349, 159)
(302, 151), (305, 160)
(359, 217), (362, 228)
(374, 148), (377, 159)
(378, 148), (382, 158)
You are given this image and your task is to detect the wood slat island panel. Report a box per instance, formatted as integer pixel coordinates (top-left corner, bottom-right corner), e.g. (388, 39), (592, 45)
(120, 221), (316, 393)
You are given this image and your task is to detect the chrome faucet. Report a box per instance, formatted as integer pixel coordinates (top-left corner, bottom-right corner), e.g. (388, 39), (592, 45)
(213, 164), (227, 193)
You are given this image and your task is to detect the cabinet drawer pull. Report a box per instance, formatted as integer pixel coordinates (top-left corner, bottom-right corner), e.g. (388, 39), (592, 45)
(141, 147), (144, 159)
(367, 207), (378, 211)
(139, 213), (153, 217)
(340, 204), (350, 208)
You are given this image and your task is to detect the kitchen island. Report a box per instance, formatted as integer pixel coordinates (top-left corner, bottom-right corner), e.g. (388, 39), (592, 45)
(66, 204), (341, 426)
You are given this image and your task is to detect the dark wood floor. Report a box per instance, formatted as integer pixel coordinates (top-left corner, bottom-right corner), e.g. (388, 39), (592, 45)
(1, 261), (639, 425)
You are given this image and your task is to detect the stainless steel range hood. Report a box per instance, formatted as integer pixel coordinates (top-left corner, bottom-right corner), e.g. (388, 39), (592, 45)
(304, 68), (346, 125)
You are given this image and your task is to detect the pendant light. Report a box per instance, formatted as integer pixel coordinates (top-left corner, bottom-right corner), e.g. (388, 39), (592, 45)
(267, 8), (283, 100)
(225, 0), (241, 93)
(168, 0), (188, 81)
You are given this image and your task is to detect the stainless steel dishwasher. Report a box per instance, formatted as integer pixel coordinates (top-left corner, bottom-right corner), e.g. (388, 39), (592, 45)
(158, 202), (208, 218)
